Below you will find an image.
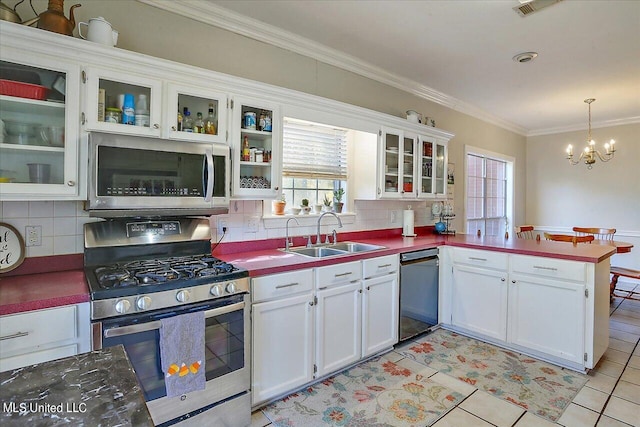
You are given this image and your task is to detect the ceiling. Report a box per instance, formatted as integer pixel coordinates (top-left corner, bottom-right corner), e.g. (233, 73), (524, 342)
(156, 0), (640, 136)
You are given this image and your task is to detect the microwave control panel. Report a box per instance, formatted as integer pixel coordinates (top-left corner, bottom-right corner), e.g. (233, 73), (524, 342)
(126, 221), (181, 238)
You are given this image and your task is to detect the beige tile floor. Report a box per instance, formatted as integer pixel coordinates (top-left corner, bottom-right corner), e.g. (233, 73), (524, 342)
(251, 282), (640, 427)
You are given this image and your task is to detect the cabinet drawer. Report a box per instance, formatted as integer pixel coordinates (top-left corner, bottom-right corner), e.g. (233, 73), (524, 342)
(316, 261), (362, 288)
(0, 344), (78, 373)
(252, 269), (313, 303)
(511, 255), (586, 282)
(0, 306), (77, 356)
(363, 254), (398, 279)
(452, 247), (508, 271)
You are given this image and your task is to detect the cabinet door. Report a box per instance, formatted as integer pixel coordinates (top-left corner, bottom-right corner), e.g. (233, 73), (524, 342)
(83, 66), (162, 137)
(0, 53), (81, 199)
(165, 83), (228, 143)
(434, 141), (447, 195)
(362, 274), (399, 357)
(251, 293), (314, 405)
(316, 282), (361, 377)
(231, 96), (281, 198)
(508, 275), (585, 364)
(451, 264), (508, 341)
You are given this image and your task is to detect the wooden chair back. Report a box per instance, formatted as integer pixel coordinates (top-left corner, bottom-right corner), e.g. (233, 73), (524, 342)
(544, 233), (594, 244)
(516, 225), (535, 240)
(573, 227), (616, 241)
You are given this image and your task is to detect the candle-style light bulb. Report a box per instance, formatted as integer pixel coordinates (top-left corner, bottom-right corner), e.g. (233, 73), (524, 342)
(604, 143), (610, 154)
(589, 140), (595, 146)
(566, 145), (573, 155)
(584, 146), (590, 153)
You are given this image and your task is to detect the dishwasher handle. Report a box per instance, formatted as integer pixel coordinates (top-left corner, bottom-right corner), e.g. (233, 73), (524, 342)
(400, 248), (439, 263)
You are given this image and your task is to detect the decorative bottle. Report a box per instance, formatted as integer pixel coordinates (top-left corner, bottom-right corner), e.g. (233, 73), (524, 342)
(194, 112), (205, 133)
(204, 103), (217, 135)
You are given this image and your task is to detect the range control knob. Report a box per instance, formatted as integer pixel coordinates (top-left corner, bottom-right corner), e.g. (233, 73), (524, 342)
(115, 299), (131, 314)
(176, 290), (190, 303)
(210, 285), (223, 297)
(137, 296), (152, 310)
(226, 282), (237, 294)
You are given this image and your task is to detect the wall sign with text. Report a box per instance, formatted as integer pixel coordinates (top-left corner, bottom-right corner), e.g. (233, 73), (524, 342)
(0, 223), (25, 273)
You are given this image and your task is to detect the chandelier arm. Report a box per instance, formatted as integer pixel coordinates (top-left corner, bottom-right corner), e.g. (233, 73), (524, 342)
(594, 150), (614, 162)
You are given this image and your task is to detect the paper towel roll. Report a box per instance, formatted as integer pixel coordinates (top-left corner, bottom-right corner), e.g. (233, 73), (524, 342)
(402, 209), (416, 236)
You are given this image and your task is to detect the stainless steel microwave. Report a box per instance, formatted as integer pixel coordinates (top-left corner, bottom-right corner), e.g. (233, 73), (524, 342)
(88, 133), (230, 217)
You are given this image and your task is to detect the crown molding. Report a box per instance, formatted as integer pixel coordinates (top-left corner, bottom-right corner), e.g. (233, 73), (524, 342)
(527, 116), (640, 137)
(137, 0), (528, 136)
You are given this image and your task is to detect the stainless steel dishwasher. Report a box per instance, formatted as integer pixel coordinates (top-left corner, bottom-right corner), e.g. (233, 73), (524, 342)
(399, 248), (439, 342)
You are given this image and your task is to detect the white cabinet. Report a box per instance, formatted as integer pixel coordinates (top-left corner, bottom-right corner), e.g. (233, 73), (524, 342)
(0, 49), (82, 199)
(441, 246), (606, 371)
(0, 303), (91, 372)
(83, 66), (163, 137)
(251, 269), (314, 406)
(451, 264), (508, 341)
(231, 96), (281, 199)
(362, 254), (399, 357)
(353, 126), (450, 201)
(315, 261), (362, 377)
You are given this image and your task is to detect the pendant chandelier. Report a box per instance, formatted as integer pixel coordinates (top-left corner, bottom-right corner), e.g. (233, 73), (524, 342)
(566, 98), (616, 169)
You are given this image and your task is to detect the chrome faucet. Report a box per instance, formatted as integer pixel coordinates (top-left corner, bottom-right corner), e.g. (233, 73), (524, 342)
(316, 212), (343, 245)
(285, 217), (301, 250)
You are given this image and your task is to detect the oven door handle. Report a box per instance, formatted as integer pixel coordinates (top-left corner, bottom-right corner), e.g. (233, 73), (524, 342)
(103, 301), (245, 339)
(203, 149), (214, 202)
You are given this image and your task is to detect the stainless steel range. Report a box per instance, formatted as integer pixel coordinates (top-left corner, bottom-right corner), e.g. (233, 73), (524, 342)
(85, 218), (250, 427)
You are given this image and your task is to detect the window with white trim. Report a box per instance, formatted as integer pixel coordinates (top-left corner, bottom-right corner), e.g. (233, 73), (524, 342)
(282, 118), (347, 208)
(465, 149), (513, 236)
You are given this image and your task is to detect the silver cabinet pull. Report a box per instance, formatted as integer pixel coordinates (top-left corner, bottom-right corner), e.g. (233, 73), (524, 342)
(275, 282), (300, 289)
(533, 265), (558, 271)
(378, 264), (392, 268)
(469, 257), (487, 261)
(0, 331), (29, 341)
(335, 272), (353, 277)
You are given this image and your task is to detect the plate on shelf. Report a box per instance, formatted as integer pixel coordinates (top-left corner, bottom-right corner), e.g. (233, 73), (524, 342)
(387, 147), (399, 152)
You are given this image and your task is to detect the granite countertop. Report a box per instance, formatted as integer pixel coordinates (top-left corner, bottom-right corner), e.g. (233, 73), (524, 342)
(0, 345), (153, 427)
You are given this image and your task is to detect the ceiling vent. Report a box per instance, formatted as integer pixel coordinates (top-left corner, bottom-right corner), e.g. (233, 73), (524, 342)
(513, 0), (563, 17)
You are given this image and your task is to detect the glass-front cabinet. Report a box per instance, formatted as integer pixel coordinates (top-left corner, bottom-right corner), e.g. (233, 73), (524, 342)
(418, 136), (447, 197)
(82, 66), (163, 138)
(231, 96), (281, 198)
(0, 53), (81, 199)
(380, 127), (417, 199)
(165, 83), (228, 144)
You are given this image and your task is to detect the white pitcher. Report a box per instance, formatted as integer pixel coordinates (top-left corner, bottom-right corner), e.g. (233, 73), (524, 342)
(78, 17), (118, 47)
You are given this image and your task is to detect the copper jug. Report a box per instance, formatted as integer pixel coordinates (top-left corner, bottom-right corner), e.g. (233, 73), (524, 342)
(37, 0), (81, 36)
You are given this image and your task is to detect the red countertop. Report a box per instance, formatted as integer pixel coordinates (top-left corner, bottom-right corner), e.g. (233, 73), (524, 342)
(0, 229), (616, 316)
(0, 254), (89, 316)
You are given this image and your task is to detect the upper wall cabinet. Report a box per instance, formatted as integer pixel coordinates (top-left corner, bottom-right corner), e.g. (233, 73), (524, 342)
(352, 126), (449, 201)
(0, 50), (82, 200)
(230, 96), (282, 199)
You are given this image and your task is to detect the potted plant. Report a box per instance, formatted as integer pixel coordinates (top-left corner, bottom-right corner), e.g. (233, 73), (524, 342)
(272, 195), (286, 215)
(300, 198), (311, 215)
(333, 188), (345, 213)
(322, 194), (332, 212)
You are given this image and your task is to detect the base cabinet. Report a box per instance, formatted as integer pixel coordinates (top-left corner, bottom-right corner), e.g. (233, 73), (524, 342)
(0, 303), (90, 372)
(441, 247), (605, 371)
(362, 271), (398, 357)
(451, 264), (508, 342)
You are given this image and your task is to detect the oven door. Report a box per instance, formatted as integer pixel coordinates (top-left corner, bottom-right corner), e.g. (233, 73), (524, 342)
(88, 132), (230, 217)
(97, 294), (249, 425)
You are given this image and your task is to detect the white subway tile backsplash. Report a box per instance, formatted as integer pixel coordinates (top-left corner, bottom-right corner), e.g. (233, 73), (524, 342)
(2, 201), (28, 218)
(53, 217), (77, 236)
(26, 236), (53, 257)
(54, 235), (77, 255)
(29, 201), (54, 218)
(54, 201), (78, 217)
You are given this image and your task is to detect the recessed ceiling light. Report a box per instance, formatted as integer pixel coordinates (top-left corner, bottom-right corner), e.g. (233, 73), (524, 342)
(512, 52), (538, 63)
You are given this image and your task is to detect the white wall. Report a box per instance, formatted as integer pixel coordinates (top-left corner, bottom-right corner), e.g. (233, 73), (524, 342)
(526, 123), (640, 273)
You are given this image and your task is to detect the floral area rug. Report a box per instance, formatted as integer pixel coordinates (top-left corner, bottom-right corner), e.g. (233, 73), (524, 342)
(262, 356), (465, 427)
(399, 329), (588, 422)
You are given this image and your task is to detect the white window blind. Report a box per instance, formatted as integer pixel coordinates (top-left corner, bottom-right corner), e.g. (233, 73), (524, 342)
(282, 118), (348, 180)
(466, 153), (507, 236)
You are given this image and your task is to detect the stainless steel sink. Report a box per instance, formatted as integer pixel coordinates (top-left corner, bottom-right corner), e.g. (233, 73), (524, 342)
(330, 242), (385, 253)
(284, 241), (385, 258)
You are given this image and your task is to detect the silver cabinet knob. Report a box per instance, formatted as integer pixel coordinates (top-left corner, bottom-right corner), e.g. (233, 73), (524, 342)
(500, 277), (506, 282)
(226, 282), (237, 294)
(115, 299), (131, 314)
(153, 123), (160, 129)
(171, 126), (177, 131)
(136, 296), (152, 310)
(176, 290), (190, 303)
(210, 285), (222, 296)
(67, 180), (76, 187)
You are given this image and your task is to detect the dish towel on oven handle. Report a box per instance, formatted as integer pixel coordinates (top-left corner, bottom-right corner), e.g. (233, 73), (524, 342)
(160, 311), (206, 397)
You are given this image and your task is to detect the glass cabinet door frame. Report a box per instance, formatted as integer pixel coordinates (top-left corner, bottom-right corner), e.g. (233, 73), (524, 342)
(230, 95), (281, 199)
(379, 127), (418, 199)
(0, 47), (81, 198)
(417, 135), (448, 198)
(164, 82), (228, 144)
(82, 66), (163, 137)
